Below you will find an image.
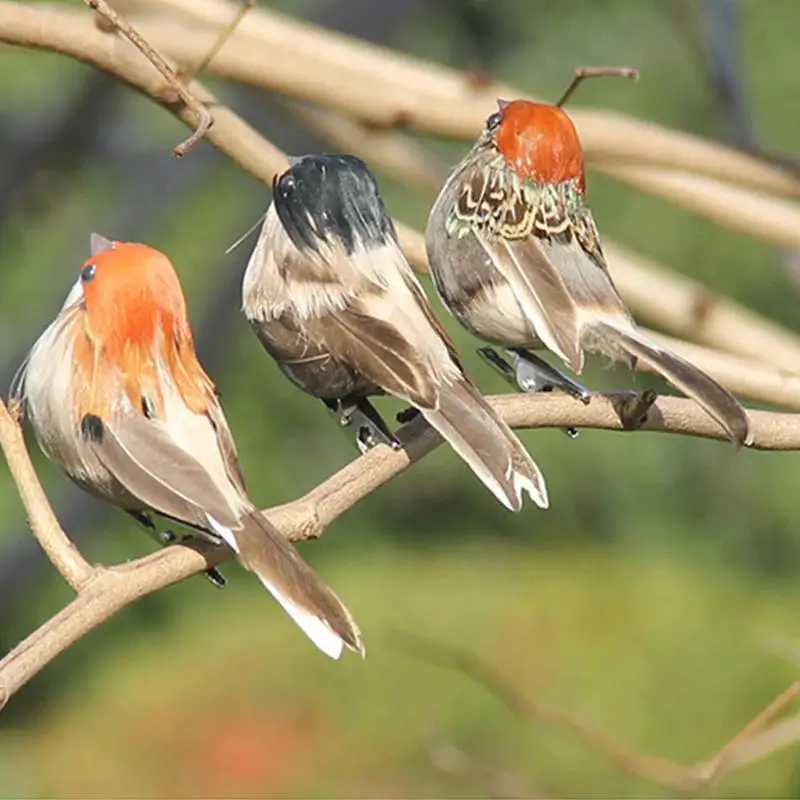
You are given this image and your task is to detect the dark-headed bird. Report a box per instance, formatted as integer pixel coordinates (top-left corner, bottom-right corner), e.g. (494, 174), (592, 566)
(242, 154), (549, 511)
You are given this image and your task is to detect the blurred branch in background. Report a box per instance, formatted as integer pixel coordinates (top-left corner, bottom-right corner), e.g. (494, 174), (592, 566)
(128, 0), (800, 195)
(667, 0), (800, 297)
(400, 633), (800, 795)
(290, 103), (800, 378)
(10, 0), (800, 389)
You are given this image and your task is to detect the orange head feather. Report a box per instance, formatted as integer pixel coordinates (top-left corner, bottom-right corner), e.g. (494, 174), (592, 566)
(489, 99), (585, 190)
(74, 241), (215, 418)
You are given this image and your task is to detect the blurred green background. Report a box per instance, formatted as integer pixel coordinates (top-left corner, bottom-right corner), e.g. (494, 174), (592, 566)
(1, 0), (800, 796)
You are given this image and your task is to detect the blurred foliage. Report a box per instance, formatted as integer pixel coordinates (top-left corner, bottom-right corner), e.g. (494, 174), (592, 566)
(1, 0), (800, 796)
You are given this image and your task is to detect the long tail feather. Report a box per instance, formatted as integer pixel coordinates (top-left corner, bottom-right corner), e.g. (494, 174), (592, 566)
(590, 320), (751, 448)
(229, 510), (364, 659)
(421, 379), (549, 511)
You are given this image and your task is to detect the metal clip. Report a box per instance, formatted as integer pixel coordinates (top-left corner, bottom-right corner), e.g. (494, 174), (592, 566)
(323, 397), (402, 454)
(478, 346), (592, 439)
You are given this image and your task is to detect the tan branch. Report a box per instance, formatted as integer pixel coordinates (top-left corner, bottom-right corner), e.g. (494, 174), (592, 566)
(0, 401), (93, 591)
(130, 0), (800, 223)
(609, 164), (800, 250)
(138, 0), (800, 198)
(3, 391), (800, 705)
(83, 0), (213, 156)
(0, 1), (290, 181)
(7, 2), (800, 385)
(603, 242), (800, 374)
(8, 0), (800, 252)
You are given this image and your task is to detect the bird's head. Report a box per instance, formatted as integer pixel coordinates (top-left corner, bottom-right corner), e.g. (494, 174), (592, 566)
(74, 235), (212, 417)
(482, 99), (585, 191)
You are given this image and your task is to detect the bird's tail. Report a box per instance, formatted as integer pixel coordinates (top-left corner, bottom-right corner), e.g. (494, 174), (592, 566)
(589, 319), (751, 447)
(421, 378), (549, 511)
(230, 510), (364, 659)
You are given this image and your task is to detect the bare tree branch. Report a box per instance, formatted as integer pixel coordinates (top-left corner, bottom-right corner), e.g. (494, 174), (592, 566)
(5, 0), (800, 384)
(178, 0), (254, 85)
(83, 0), (214, 156)
(136, 0), (799, 193)
(0, 401), (94, 592)
(132, 0), (800, 205)
(2, 389), (800, 707)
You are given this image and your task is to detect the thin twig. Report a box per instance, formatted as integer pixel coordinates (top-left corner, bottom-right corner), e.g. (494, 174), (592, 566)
(396, 633), (800, 793)
(178, 0), (254, 85)
(83, 0), (213, 156)
(691, 681), (800, 788)
(8, 3), (800, 383)
(556, 65), (639, 108)
(129, 0), (800, 199)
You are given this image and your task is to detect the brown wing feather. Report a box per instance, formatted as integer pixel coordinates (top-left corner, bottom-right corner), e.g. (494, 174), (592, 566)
(401, 272), (466, 374)
(205, 400), (250, 500)
(87, 413), (242, 532)
(530, 224), (630, 322)
(481, 232), (584, 370)
(303, 297), (439, 409)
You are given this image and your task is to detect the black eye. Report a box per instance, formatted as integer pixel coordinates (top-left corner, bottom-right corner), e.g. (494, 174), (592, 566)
(81, 263), (97, 283)
(277, 172), (296, 198)
(485, 112), (503, 132)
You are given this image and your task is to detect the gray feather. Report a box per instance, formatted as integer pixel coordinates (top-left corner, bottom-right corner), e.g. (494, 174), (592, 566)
(85, 414), (242, 531)
(421, 379), (549, 511)
(590, 320), (752, 447)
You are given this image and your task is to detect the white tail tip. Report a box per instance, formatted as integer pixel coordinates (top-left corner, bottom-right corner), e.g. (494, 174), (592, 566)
(514, 469), (549, 510)
(259, 577), (345, 660)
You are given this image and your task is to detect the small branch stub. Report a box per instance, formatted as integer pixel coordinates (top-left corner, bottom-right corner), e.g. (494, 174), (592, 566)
(83, 0), (213, 156)
(556, 66), (640, 108)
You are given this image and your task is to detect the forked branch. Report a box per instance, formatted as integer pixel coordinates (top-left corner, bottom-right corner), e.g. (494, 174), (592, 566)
(83, 0), (213, 156)
(2, 390), (800, 708)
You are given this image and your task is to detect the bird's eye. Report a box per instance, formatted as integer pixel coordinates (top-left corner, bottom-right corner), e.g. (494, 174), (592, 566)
(485, 112), (503, 132)
(80, 263), (97, 283)
(278, 173), (296, 197)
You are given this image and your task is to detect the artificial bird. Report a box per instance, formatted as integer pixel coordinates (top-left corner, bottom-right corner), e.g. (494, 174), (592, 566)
(425, 67), (751, 448)
(15, 234), (363, 660)
(242, 153), (549, 511)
